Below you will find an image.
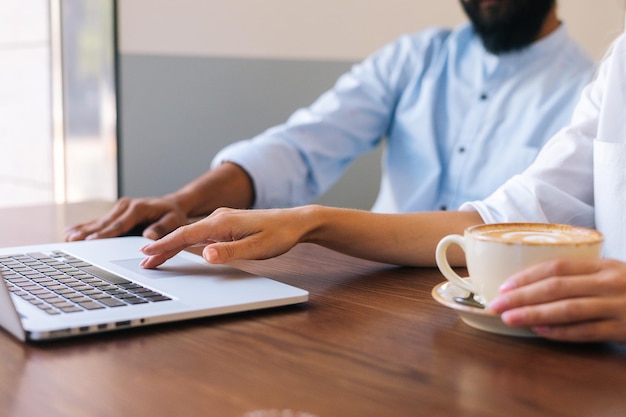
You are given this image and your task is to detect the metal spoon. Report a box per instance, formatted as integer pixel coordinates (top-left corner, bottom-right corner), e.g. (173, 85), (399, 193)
(453, 292), (485, 309)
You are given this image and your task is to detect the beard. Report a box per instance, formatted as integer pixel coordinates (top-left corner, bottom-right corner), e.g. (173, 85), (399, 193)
(461, 0), (556, 54)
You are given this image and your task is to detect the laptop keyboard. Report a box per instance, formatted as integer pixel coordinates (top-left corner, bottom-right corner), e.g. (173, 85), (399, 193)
(1, 251), (171, 315)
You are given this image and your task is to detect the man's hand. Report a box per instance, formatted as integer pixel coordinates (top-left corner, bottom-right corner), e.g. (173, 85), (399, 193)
(65, 196), (189, 241)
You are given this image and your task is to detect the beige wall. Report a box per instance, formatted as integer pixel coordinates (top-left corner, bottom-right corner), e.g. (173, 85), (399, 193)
(560, 0), (625, 60)
(120, 0), (624, 61)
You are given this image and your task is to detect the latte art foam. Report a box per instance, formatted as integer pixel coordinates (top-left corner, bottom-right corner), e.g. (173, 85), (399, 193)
(493, 231), (574, 244)
(470, 223), (603, 245)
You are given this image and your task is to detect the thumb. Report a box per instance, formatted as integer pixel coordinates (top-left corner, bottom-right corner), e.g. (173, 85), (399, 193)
(202, 237), (287, 264)
(202, 242), (239, 264)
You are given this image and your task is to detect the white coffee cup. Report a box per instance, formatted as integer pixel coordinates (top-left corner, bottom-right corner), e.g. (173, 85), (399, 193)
(435, 223), (604, 305)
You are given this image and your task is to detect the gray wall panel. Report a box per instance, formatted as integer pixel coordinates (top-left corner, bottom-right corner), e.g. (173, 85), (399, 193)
(118, 54), (382, 209)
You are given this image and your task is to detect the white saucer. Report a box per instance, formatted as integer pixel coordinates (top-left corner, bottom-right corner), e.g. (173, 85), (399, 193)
(431, 280), (536, 338)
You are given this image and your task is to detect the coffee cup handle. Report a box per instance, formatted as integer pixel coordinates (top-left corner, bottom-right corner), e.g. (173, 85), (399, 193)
(435, 234), (475, 293)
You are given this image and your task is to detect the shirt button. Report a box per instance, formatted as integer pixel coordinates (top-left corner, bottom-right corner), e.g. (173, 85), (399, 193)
(458, 147), (465, 153)
(480, 93), (488, 100)
(440, 205), (447, 211)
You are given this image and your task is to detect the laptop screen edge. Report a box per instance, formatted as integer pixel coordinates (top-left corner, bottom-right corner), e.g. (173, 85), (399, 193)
(0, 271), (27, 342)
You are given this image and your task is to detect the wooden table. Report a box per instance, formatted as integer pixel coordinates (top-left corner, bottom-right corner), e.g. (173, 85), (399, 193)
(1, 202), (625, 417)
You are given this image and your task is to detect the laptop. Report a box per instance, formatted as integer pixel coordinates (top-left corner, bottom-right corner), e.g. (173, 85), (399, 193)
(0, 236), (308, 342)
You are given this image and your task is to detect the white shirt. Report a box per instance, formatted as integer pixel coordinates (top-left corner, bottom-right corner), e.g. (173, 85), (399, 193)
(212, 24), (594, 213)
(463, 33), (626, 261)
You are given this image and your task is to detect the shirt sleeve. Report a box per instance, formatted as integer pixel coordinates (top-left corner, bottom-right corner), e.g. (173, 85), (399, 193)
(211, 30), (447, 209)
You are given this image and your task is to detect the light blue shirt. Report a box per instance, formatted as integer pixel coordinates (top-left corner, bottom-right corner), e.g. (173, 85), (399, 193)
(212, 23), (595, 212)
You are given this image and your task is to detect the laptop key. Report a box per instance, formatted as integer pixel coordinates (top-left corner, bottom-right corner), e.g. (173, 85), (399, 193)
(98, 297), (127, 307)
(145, 295), (172, 302)
(59, 306), (82, 313)
(77, 301), (105, 310)
(123, 297), (149, 305)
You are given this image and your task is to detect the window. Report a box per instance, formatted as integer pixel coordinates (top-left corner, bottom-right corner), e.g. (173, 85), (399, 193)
(0, 0), (116, 208)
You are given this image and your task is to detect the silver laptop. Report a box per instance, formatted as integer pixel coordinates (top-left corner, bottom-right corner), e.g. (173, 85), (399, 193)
(0, 236), (308, 342)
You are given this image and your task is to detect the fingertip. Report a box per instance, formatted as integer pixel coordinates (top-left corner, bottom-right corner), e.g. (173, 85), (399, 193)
(140, 242), (159, 256)
(500, 310), (514, 326)
(65, 232), (80, 242)
(500, 309), (525, 327)
(145, 221), (174, 241)
(499, 279), (517, 293)
(140, 256), (160, 269)
(143, 229), (159, 241)
(204, 246), (224, 264)
(486, 296), (507, 313)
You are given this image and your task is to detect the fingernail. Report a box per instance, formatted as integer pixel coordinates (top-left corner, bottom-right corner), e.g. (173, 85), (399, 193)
(205, 247), (220, 264)
(487, 297), (507, 313)
(143, 230), (158, 240)
(499, 280), (516, 292)
(501, 310), (525, 326)
(531, 326), (551, 336)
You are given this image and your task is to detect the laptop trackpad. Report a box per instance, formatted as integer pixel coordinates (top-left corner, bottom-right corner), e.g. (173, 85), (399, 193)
(111, 257), (214, 279)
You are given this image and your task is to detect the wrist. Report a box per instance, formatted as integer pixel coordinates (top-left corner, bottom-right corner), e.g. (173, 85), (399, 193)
(163, 191), (195, 217)
(297, 205), (326, 244)
(164, 162), (255, 218)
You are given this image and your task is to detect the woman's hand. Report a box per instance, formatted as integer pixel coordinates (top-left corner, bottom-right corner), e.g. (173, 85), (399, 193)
(488, 258), (626, 343)
(140, 207), (314, 269)
(65, 196), (189, 241)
